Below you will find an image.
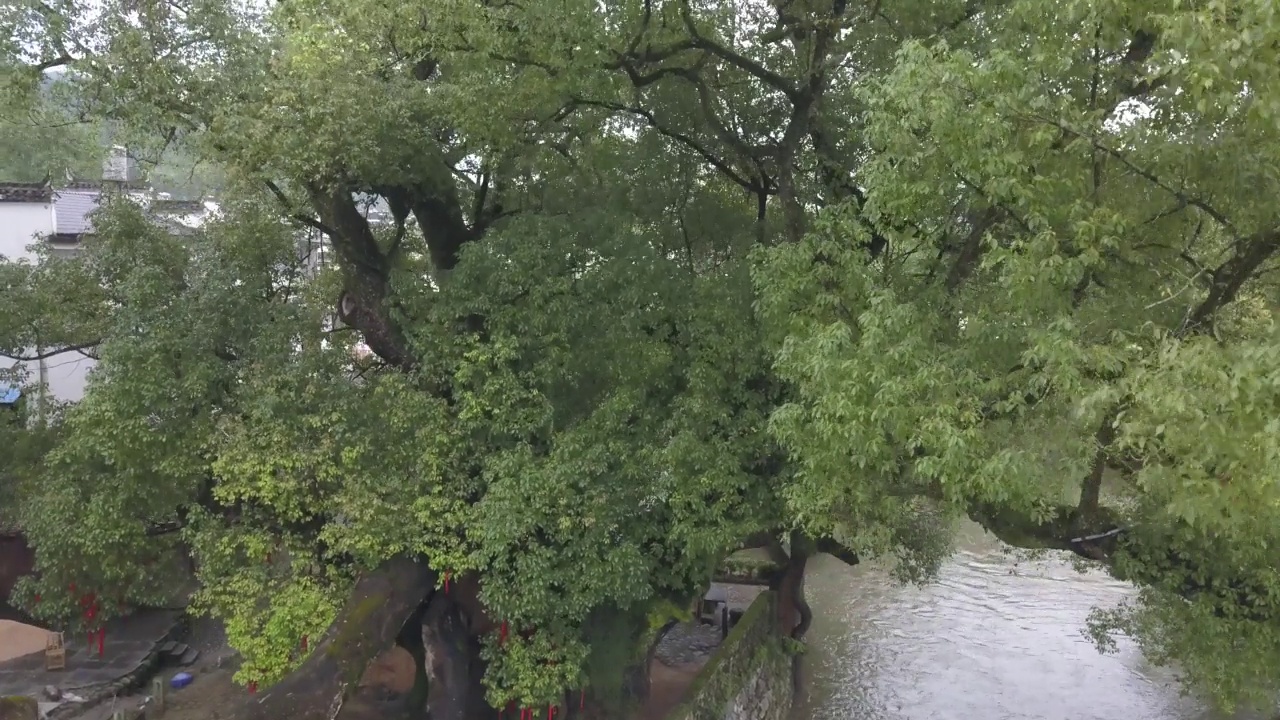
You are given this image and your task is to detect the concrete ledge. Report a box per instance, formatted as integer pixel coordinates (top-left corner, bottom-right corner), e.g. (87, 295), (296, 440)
(665, 591), (793, 720)
(48, 614), (188, 719)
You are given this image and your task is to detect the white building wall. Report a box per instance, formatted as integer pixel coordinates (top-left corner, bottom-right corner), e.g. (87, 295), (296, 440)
(40, 349), (95, 405)
(0, 201), (97, 406)
(0, 202), (55, 263)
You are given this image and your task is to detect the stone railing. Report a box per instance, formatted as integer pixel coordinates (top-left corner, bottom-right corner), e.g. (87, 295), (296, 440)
(665, 591), (793, 720)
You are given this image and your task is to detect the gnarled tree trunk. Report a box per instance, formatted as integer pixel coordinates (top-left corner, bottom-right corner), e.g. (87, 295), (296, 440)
(232, 555), (438, 720)
(421, 589), (490, 720)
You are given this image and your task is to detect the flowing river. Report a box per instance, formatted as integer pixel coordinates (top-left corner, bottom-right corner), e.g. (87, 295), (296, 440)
(792, 522), (1270, 720)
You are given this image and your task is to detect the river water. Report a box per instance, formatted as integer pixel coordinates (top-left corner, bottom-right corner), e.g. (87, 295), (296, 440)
(793, 522), (1269, 720)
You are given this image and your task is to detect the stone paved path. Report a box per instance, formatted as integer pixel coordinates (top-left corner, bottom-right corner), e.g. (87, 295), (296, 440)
(0, 611), (178, 700)
(634, 583), (764, 720)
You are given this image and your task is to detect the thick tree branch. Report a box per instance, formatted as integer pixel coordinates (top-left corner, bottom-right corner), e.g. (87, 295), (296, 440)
(808, 124), (890, 258)
(406, 183), (477, 273)
(966, 498), (1123, 561)
(676, 0), (801, 101)
(306, 182), (388, 275)
(307, 182), (416, 369)
(0, 341), (101, 361)
(33, 54), (74, 73)
(815, 536), (859, 566)
(943, 207), (1000, 293)
(1031, 115), (1238, 236)
(1077, 417), (1117, 517)
(233, 556), (438, 720)
(1181, 228), (1280, 335)
(265, 181), (336, 237)
(569, 97), (760, 191)
(1113, 29), (1165, 102)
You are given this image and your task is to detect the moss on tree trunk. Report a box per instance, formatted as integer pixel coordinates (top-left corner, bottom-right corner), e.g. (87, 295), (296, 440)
(233, 555), (438, 720)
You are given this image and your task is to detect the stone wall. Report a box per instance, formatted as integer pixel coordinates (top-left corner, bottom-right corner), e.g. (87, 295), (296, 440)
(665, 591), (793, 720)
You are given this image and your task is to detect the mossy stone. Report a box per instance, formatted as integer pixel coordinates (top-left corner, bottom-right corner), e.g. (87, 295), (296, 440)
(0, 696), (38, 720)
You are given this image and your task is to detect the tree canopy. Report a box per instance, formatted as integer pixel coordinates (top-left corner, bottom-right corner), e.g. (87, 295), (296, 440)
(2, 0), (1279, 716)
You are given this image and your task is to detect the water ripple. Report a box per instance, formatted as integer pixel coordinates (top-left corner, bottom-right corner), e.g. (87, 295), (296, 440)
(792, 524), (1266, 720)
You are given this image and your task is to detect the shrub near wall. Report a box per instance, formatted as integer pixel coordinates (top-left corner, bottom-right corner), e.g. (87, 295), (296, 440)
(666, 591), (794, 720)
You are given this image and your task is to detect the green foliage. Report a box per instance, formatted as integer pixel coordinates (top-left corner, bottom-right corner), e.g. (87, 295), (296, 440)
(0, 71), (102, 182)
(3, 0), (1280, 712)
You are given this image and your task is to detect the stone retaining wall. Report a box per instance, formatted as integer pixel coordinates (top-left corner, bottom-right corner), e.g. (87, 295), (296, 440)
(665, 591), (793, 720)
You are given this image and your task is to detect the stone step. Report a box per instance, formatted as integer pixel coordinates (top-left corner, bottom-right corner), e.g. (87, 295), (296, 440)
(177, 648), (200, 667)
(156, 641), (177, 655)
(164, 643), (189, 660)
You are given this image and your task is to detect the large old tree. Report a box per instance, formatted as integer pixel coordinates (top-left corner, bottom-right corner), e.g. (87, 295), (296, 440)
(3, 0), (1280, 716)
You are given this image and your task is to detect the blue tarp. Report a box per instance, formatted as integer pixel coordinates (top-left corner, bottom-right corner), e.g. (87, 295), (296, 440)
(0, 384), (21, 405)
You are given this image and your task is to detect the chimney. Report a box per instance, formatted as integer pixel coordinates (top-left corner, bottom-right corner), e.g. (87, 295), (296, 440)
(102, 145), (139, 184)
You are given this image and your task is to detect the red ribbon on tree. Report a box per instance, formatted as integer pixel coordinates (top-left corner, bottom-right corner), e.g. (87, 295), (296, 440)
(499, 621), (508, 647)
(444, 571), (451, 594)
(301, 635), (309, 652)
(248, 681), (257, 694)
(580, 690), (585, 710)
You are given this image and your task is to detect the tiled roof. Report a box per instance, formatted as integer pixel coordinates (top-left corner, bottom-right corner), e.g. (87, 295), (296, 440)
(0, 183), (53, 203)
(65, 179), (146, 191)
(53, 188), (100, 235)
(2, 179), (212, 241)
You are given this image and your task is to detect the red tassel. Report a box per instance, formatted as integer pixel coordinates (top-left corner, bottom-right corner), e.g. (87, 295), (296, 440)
(33, 594), (40, 604)
(499, 621), (508, 646)
(301, 635), (309, 652)
(248, 681), (257, 694)
(444, 571), (451, 594)
(97, 627), (105, 657)
(580, 690), (585, 710)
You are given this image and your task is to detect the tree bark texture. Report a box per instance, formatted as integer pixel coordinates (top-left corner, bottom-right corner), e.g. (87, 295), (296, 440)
(232, 555), (438, 720)
(421, 589), (490, 720)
